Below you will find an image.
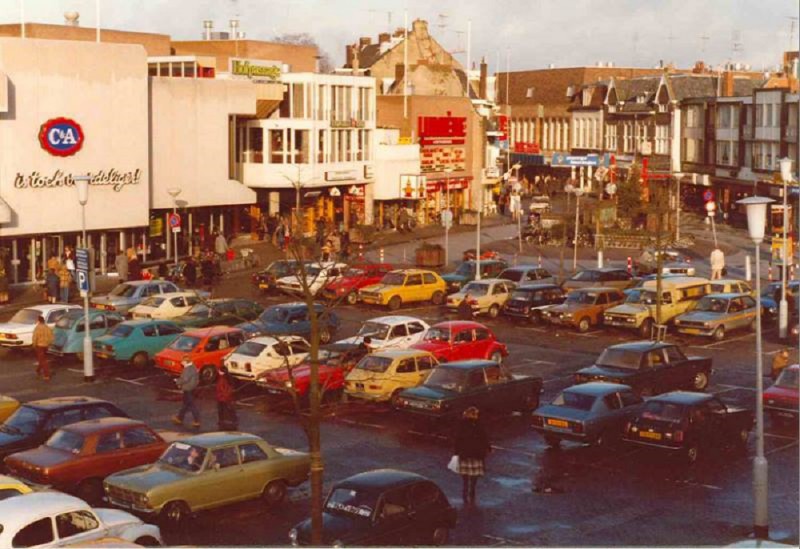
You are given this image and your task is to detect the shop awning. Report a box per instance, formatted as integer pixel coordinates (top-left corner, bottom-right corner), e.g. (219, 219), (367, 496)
(0, 197), (11, 224)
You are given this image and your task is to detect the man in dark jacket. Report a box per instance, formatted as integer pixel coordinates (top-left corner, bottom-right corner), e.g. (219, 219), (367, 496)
(216, 366), (238, 430)
(453, 406), (490, 505)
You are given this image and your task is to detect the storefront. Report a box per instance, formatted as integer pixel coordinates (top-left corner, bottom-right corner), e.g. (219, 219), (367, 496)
(423, 177), (471, 224)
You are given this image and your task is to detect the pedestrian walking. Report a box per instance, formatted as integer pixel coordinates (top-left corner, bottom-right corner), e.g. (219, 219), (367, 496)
(216, 366), (238, 430)
(214, 232), (229, 257)
(46, 253), (60, 274)
(172, 359), (201, 429)
(31, 316), (54, 381)
(127, 249), (142, 281)
(57, 262), (71, 303)
(45, 267), (59, 304)
(453, 406), (491, 505)
(64, 247), (76, 283)
(710, 248), (725, 280)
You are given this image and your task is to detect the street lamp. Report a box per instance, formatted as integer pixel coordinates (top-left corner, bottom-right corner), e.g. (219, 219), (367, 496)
(779, 158), (798, 365)
(737, 194), (774, 540)
(779, 158), (794, 339)
(167, 188), (182, 270)
(75, 175), (93, 383)
(512, 163), (522, 254)
(443, 167), (454, 268)
(564, 182), (584, 272)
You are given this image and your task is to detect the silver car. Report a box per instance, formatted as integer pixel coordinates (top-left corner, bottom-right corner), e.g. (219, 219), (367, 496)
(674, 293), (757, 340)
(90, 280), (180, 315)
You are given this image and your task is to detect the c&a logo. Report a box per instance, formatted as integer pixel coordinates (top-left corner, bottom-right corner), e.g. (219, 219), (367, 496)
(38, 118), (84, 157)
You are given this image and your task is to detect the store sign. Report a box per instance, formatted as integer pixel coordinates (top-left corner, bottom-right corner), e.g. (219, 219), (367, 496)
(399, 174), (426, 199)
(331, 119), (366, 128)
(325, 170), (358, 182)
(229, 58), (282, 81)
(418, 116), (466, 139)
(14, 169), (143, 192)
(426, 178), (470, 192)
(149, 217), (164, 237)
(38, 118), (84, 157)
(420, 147), (466, 173)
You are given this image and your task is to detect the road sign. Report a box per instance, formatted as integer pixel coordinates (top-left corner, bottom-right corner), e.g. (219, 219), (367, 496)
(168, 213), (181, 233)
(76, 247), (90, 297)
(551, 153), (601, 167)
(77, 270), (89, 294)
(703, 190), (714, 202)
(441, 209), (453, 229)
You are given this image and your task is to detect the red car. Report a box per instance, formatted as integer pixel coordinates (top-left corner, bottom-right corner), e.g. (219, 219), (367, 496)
(154, 325), (246, 385)
(764, 364), (799, 425)
(411, 321), (508, 364)
(322, 263), (394, 305)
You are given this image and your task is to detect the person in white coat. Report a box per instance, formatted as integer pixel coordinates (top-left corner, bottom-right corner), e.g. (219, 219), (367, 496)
(710, 248), (725, 280)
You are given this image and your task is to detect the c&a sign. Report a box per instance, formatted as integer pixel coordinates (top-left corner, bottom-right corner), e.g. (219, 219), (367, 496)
(38, 118), (84, 157)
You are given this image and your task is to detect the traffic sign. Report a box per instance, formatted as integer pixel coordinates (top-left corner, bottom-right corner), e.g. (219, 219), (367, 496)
(441, 209), (453, 229)
(77, 270), (89, 293)
(76, 247), (90, 297)
(168, 213), (181, 233)
(703, 190), (714, 202)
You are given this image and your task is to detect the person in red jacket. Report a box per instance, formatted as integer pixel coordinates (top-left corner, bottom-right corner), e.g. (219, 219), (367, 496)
(216, 366), (238, 430)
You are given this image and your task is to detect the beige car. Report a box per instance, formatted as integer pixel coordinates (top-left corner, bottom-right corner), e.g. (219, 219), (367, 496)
(446, 278), (517, 318)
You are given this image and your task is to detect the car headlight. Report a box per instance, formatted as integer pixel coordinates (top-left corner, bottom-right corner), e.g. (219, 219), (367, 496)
(627, 317), (636, 323)
(285, 380), (293, 388)
(288, 528), (298, 546)
(703, 322), (711, 328)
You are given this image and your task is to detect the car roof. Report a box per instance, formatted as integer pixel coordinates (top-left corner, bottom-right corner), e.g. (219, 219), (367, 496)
(389, 269), (436, 275)
(178, 431), (264, 448)
(246, 335), (306, 346)
(439, 359), (497, 369)
(712, 279), (748, 286)
(564, 382), (632, 396)
(649, 391), (712, 405)
(569, 287), (621, 293)
(704, 292), (750, 299)
(270, 302), (307, 310)
(23, 304), (81, 314)
(463, 259), (505, 265)
(0, 492), (89, 523)
(369, 316), (424, 326)
(516, 283), (561, 291)
(430, 320), (486, 331)
(641, 276), (708, 289)
(372, 349), (434, 359)
(466, 278), (507, 285)
(334, 469), (428, 492)
(118, 280), (170, 287)
(184, 325), (242, 337)
(25, 396), (114, 411)
(120, 318), (176, 327)
(156, 291), (200, 299)
(62, 416), (147, 435)
(586, 267), (628, 273)
(608, 340), (673, 353)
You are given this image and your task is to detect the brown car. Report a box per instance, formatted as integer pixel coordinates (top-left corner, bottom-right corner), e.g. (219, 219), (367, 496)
(541, 287), (626, 332)
(4, 417), (166, 504)
(562, 268), (635, 292)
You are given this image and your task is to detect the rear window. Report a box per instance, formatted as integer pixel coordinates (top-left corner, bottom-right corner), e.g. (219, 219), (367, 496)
(169, 335), (201, 352)
(641, 400), (685, 422)
(552, 391), (596, 411)
(235, 341), (267, 357)
(356, 356), (393, 373)
(46, 430), (85, 454)
(499, 269), (523, 282)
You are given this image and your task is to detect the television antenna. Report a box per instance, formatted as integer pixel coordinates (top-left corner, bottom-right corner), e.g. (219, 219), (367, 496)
(700, 34), (710, 56)
(731, 29), (743, 61)
(436, 13), (449, 32)
(788, 16), (799, 50)
(451, 29), (466, 55)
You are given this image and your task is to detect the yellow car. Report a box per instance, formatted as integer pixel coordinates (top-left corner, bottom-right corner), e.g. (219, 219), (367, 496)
(0, 474), (33, 500)
(359, 269), (446, 311)
(0, 395), (19, 423)
(345, 349), (438, 405)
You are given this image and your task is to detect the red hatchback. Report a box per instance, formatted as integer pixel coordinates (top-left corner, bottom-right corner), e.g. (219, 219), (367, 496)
(154, 325), (246, 385)
(764, 364), (799, 425)
(411, 321), (508, 364)
(322, 263), (394, 305)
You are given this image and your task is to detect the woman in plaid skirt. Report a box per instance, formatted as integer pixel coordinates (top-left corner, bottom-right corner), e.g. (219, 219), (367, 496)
(453, 406), (491, 505)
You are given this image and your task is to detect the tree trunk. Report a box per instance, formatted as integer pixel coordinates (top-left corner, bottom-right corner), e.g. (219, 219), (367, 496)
(307, 295), (324, 545)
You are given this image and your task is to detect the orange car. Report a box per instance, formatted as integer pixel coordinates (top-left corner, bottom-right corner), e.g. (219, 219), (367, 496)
(154, 325), (246, 384)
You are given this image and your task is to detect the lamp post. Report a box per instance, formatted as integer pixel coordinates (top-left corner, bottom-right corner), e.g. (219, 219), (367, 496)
(779, 158), (797, 362)
(737, 194), (774, 540)
(779, 158), (794, 339)
(167, 188), (182, 270)
(512, 163), (522, 253)
(75, 175), (94, 383)
(443, 167), (454, 269)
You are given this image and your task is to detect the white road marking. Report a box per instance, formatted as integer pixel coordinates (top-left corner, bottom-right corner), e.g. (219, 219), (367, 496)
(766, 440), (798, 456)
(765, 432), (798, 441)
(543, 375), (575, 385)
(66, 368), (83, 373)
(130, 374), (162, 383)
(490, 444), (536, 457)
(715, 384), (757, 392)
(337, 418), (386, 430)
(115, 377), (144, 386)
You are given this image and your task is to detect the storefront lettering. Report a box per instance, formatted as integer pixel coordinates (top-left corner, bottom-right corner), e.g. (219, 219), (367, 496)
(13, 169), (142, 192)
(230, 59), (282, 81)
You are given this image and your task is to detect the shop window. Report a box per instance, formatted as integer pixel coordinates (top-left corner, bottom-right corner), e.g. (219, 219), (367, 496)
(184, 63), (195, 78)
(270, 130), (285, 164)
(158, 63), (169, 77)
(247, 128), (264, 164)
(318, 130), (326, 163)
(171, 63), (182, 77)
(293, 130), (309, 164)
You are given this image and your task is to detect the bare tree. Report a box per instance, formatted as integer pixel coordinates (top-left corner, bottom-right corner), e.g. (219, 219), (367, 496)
(273, 33), (334, 73)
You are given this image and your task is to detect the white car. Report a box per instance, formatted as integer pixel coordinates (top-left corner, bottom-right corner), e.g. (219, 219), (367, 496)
(276, 262), (348, 296)
(337, 316), (429, 350)
(0, 492), (162, 547)
(129, 291), (202, 320)
(0, 304), (80, 347)
(225, 335), (311, 384)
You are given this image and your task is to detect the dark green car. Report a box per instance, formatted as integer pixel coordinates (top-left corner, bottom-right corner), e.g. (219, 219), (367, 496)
(441, 260), (507, 294)
(175, 298), (263, 329)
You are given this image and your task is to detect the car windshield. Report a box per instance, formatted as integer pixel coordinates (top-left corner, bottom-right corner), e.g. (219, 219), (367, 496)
(695, 296), (729, 313)
(169, 335), (201, 352)
(552, 391), (597, 411)
(110, 284), (137, 297)
(463, 283), (489, 296)
(356, 355), (393, 373)
(500, 270), (523, 282)
(325, 487), (375, 519)
(306, 265), (323, 277)
(187, 303), (211, 316)
(424, 327), (451, 342)
(425, 367), (467, 392)
(357, 322), (390, 340)
(140, 296), (166, 308)
(110, 324), (134, 338)
(235, 341), (267, 357)
(56, 311), (83, 329)
(344, 268), (365, 278)
(455, 263), (476, 276)
(638, 291), (671, 305)
(625, 289), (643, 303)
(261, 307), (290, 323)
(1, 406), (43, 436)
(46, 430), (85, 454)
(511, 289), (534, 300)
(776, 368), (799, 389)
(269, 261), (296, 276)
(9, 308), (40, 324)
(566, 291), (596, 305)
(595, 348), (641, 369)
(381, 272), (406, 285)
(158, 442), (207, 472)
(641, 401), (685, 422)
(571, 271), (596, 282)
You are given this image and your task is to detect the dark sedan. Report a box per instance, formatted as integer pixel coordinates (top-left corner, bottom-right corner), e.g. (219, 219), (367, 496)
(237, 302), (340, 344)
(502, 283), (565, 323)
(175, 298), (263, 328)
(574, 341), (712, 396)
(289, 469), (457, 547)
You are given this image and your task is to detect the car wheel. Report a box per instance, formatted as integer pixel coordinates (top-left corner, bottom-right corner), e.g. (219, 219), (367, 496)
(262, 479), (288, 506)
(390, 389), (404, 408)
(639, 319), (653, 338)
(577, 317), (591, 333)
(489, 350), (503, 364)
(712, 325), (725, 341)
(488, 304), (500, 318)
(131, 351), (149, 369)
(431, 526), (450, 546)
(160, 501), (190, 526)
(388, 295), (402, 311)
(686, 444), (699, 464)
(544, 435), (561, 449)
(75, 478), (104, 505)
(346, 291), (358, 305)
(431, 291), (445, 306)
(134, 537), (161, 547)
(319, 328), (332, 344)
(692, 371), (709, 391)
(199, 365), (217, 385)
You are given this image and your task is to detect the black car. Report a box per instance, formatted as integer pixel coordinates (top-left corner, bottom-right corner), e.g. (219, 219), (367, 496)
(502, 283), (565, 323)
(574, 341), (712, 396)
(289, 469), (457, 547)
(0, 397), (128, 466)
(251, 260), (309, 293)
(622, 391), (754, 463)
(175, 298), (263, 329)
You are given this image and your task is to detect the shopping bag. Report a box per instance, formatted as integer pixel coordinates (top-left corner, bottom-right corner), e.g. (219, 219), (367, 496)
(447, 455), (459, 473)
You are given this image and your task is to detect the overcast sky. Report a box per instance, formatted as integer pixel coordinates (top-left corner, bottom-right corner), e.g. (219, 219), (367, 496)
(8, 0), (799, 72)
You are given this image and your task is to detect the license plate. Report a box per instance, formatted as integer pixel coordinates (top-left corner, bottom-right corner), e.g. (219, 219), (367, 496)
(682, 328), (702, 335)
(639, 431), (662, 440)
(546, 418), (569, 428)
(258, 283), (270, 289)
(406, 400), (427, 409)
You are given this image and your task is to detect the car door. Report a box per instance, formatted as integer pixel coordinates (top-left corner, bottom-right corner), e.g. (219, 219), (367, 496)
(452, 328), (475, 360)
(405, 273), (425, 301)
(201, 334), (227, 368)
(407, 481), (450, 545)
(422, 272), (440, 298)
(45, 308), (71, 327)
(407, 321), (427, 345)
(394, 357), (420, 391)
(741, 296), (757, 327)
(372, 487), (415, 545)
(415, 354), (437, 383)
(92, 429), (130, 477)
(88, 314), (108, 340)
(121, 425), (165, 468)
(155, 322), (183, 352)
(387, 323), (409, 348)
(168, 296), (189, 317)
(288, 339), (311, 367)
(703, 397), (733, 444)
(236, 442), (273, 500)
(139, 323), (160, 357)
(663, 345), (695, 388)
(192, 446), (244, 508)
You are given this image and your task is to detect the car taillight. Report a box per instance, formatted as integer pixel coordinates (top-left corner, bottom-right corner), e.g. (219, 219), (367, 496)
(674, 430), (684, 442)
(571, 422), (583, 434)
(4, 333), (17, 340)
(368, 384), (382, 390)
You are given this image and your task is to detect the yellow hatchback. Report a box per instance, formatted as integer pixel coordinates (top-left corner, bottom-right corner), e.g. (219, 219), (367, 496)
(345, 349), (438, 406)
(0, 395), (20, 423)
(359, 269), (446, 311)
(0, 474), (33, 500)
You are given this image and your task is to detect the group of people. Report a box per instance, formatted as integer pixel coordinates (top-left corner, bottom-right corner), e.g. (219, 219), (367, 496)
(172, 359), (237, 431)
(44, 248), (76, 304)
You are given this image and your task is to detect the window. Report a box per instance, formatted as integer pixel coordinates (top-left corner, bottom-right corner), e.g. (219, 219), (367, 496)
(408, 322), (426, 335)
(416, 355), (435, 371)
(475, 328), (490, 341)
(47, 309), (70, 323)
(680, 284), (708, 301)
(605, 124), (617, 151)
(655, 125), (669, 155)
(665, 346), (686, 363)
(205, 335), (223, 352)
(228, 331), (245, 347)
(718, 106), (731, 128)
(123, 427), (159, 447)
(466, 369), (485, 389)
(141, 325), (157, 337)
(422, 273), (437, 285)
(409, 482), (442, 508)
(158, 323), (183, 336)
(492, 284), (506, 295)
(455, 330), (473, 343)
(603, 393), (622, 410)
(96, 431), (123, 453)
(239, 442), (269, 464)
(647, 349), (666, 367)
(391, 325), (408, 338)
(379, 489), (408, 520)
(270, 130), (285, 164)
(170, 297), (186, 308)
(83, 405), (116, 421)
(12, 517), (54, 547)
(743, 296), (756, 309)
(619, 390), (642, 407)
(293, 130), (309, 163)
(210, 447), (240, 468)
(290, 340), (310, 354)
(396, 359), (416, 373)
(405, 274), (423, 286)
(705, 398), (727, 414)
(45, 409), (84, 432)
(485, 366), (502, 384)
(596, 292), (609, 305)
(55, 510), (99, 539)
(89, 315), (105, 330)
(318, 130), (326, 163)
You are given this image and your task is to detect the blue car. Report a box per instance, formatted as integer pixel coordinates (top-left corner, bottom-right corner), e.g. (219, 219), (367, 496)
(93, 319), (185, 368)
(760, 280), (800, 320)
(49, 309), (125, 360)
(236, 302), (340, 344)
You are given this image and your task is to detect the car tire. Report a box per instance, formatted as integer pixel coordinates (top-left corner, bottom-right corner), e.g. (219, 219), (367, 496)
(134, 536), (160, 547)
(692, 371), (709, 391)
(262, 480), (288, 506)
(346, 292), (358, 305)
(639, 319), (653, 338)
(199, 365), (217, 385)
(75, 478), (104, 505)
(390, 389), (404, 408)
(131, 351), (149, 369)
(577, 317), (591, 333)
(432, 291), (445, 306)
(489, 350), (503, 364)
(431, 526), (450, 546)
(686, 444), (699, 464)
(544, 435), (561, 449)
(488, 304), (500, 318)
(388, 295), (402, 311)
(319, 328), (332, 345)
(160, 501), (190, 526)
(712, 325), (725, 341)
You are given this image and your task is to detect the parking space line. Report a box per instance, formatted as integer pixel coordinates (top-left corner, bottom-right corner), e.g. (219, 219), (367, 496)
(766, 440), (798, 456)
(66, 368), (83, 373)
(543, 375), (574, 385)
(336, 418), (386, 430)
(129, 374), (162, 383)
(115, 377), (145, 386)
(715, 384), (757, 392)
(490, 444), (536, 457)
(407, 430), (448, 440)
(765, 432), (798, 441)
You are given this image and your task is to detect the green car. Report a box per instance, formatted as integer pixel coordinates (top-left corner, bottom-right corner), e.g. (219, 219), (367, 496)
(103, 432), (310, 524)
(93, 319), (185, 368)
(175, 298), (263, 329)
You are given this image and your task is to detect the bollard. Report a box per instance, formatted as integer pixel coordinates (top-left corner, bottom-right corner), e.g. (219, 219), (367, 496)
(379, 248), (384, 263)
(745, 254), (752, 281)
(597, 250), (604, 269)
(768, 264), (772, 281)
(538, 254), (542, 268)
(626, 256), (632, 275)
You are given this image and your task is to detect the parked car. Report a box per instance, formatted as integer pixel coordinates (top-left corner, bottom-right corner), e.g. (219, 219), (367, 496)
(129, 291), (204, 320)
(411, 321), (507, 364)
(764, 364), (799, 425)
(4, 417), (167, 504)
(446, 278), (516, 318)
(289, 469), (457, 547)
(498, 265), (556, 286)
(635, 249), (691, 275)
(345, 349), (438, 406)
(622, 391), (754, 463)
(104, 433), (310, 524)
(237, 302), (340, 344)
(0, 397), (128, 466)
(396, 360), (543, 421)
(322, 263), (395, 304)
(337, 316), (429, 350)
(93, 319), (184, 368)
(709, 279), (753, 296)
(532, 382), (644, 448)
(760, 280), (800, 319)
(251, 260), (309, 293)
(502, 283), (565, 323)
(661, 262), (696, 276)
(154, 326), (246, 384)
(276, 261), (348, 296)
(49, 310), (125, 360)
(623, 273), (683, 297)
(562, 268), (634, 291)
(542, 287), (626, 332)
(226, 336), (310, 385)
(359, 269), (447, 310)
(91, 280), (181, 315)
(0, 491), (163, 547)
(603, 276), (710, 337)
(0, 473), (33, 500)
(674, 293), (758, 340)
(175, 298), (262, 329)
(574, 341), (713, 396)
(441, 259), (508, 293)
(0, 304), (80, 348)
(0, 395), (20, 423)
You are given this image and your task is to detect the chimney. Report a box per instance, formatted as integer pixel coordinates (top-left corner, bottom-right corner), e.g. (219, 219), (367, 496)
(412, 19), (429, 36)
(202, 20), (213, 40)
(64, 11), (80, 26)
(352, 49), (360, 71)
(393, 27), (405, 38)
(229, 19), (239, 40)
(722, 70), (735, 97)
(379, 32), (390, 44)
(358, 36), (372, 49)
(346, 44), (356, 67)
(692, 60), (705, 74)
(479, 57), (488, 99)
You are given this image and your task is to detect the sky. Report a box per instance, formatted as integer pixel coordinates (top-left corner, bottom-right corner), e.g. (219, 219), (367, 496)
(7, 0), (799, 73)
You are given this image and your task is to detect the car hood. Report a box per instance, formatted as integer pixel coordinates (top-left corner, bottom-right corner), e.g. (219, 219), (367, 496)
(577, 365), (631, 380)
(535, 404), (591, 422)
(441, 273), (468, 283)
(0, 322), (32, 334)
(764, 385), (798, 401)
(7, 445), (73, 469)
(94, 508), (143, 529)
(106, 463), (188, 492)
(360, 283), (393, 294)
(295, 512), (371, 545)
(402, 384), (457, 401)
(677, 311), (720, 322)
(606, 304), (647, 315)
